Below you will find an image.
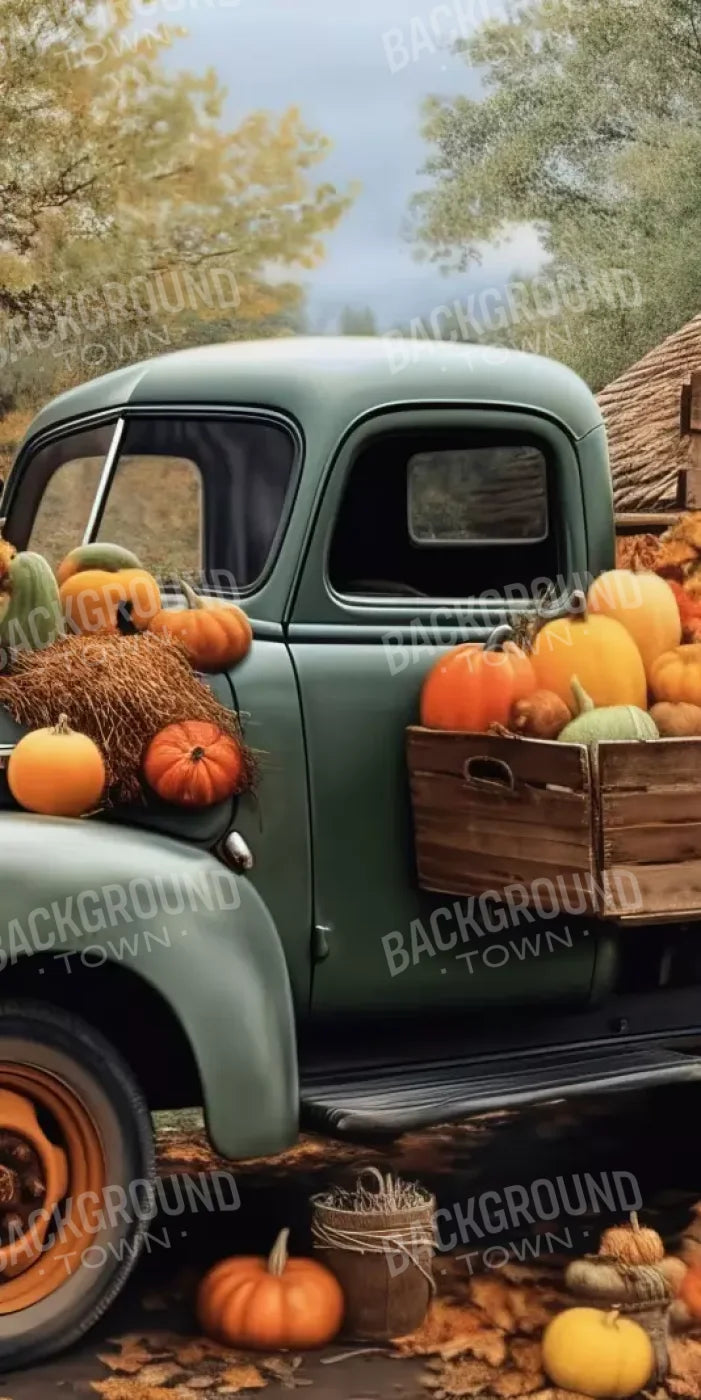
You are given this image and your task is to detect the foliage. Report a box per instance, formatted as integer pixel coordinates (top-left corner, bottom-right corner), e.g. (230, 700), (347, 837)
(338, 304), (378, 335)
(0, 0), (353, 404)
(413, 0), (701, 387)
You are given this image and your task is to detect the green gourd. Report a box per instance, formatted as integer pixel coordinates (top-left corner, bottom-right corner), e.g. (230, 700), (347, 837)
(0, 552), (65, 655)
(558, 676), (658, 744)
(56, 542), (142, 580)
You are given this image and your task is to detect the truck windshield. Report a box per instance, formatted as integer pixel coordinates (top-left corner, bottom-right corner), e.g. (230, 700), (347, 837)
(24, 415), (297, 596)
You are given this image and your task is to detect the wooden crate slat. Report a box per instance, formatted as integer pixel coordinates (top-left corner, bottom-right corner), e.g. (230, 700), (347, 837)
(603, 820), (701, 865)
(407, 726), (589, 791)
(603, 788), (701, 828)
(409, 770), (590, 832)
(597, 739), (701, 791)
(602, 862), (701, 917)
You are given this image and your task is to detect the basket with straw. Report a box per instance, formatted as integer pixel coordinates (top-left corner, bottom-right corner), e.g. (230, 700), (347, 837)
(311, 1168), (436, 1341)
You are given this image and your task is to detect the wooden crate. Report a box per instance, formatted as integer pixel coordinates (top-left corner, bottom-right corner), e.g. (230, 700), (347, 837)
(406, 727), (701, 922)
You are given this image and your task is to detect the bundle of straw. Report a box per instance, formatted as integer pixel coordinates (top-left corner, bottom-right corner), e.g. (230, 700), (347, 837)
(0, 631), (254, 804)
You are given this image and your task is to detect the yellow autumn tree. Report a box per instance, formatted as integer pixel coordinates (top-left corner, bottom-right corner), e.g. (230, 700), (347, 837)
(0, 0), (353, 402)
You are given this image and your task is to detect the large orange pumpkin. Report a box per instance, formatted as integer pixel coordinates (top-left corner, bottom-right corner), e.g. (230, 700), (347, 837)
(143, 721), (247, 806)
(531, 596), (647, 709)
(59, 567), (161, 633)
(421, 637), (535, 732)
(587, 570), (681, 678)
(8, 714), (105, 816)
(197, 1227), (344, 1350)
(148, 582), (252, 672)
(650, 644), (701, 705)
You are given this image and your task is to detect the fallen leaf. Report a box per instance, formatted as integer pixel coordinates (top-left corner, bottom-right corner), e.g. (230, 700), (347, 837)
(131, 1362), (186, 1386)
(421, 1356), (497, 1396)
(510, 1338), (543, 1375)
(98, 1343), (155, 1375)
(394, 1300), (489, 1356)
(217, 1363), (267, 1393)
(669, 1336), (701, 1399)
(261, 1356), (311, 1388)
(91, 1383), (200, 1400)
(176, 1337), (245, 1367)
(494, 1369), (545, 1396)
(469, 1278), (517, 1332)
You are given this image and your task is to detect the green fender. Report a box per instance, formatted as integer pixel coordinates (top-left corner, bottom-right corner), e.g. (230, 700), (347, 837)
(0, 813), (299, 1159)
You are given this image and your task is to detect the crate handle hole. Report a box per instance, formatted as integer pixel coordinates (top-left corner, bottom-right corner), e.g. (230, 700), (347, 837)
(464, 756), (515, 791)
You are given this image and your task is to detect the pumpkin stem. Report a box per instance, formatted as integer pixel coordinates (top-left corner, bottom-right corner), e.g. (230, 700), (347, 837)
(630, 1211), (640, 1232)
(267, 1227), (290, 1276)
(53, 713), (72, 736)
(484, 623), (514, 653)
(191, 746), (206, 762)
(570, 676), (595, 716)
(180, 580), (205, 612)
(568, 588), (588, 620)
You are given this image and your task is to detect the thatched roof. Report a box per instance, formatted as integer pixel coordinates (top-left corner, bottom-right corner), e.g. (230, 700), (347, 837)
(598, 314), (701, 513)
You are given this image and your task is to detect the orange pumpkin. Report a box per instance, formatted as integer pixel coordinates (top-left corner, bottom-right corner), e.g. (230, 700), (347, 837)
(8, 714), (105, 817)
(587, 570), (681, 679)
(421, 636), (535, 732)
(650, 644), (701, 705)
(681, 1264), (701, 1320)
(148, 582), (252, 672)
(197, 1227), (344, 1350)
(531, 594), (647, 709)
(59, 567), (161, 634)
(143, 721), (247, 806)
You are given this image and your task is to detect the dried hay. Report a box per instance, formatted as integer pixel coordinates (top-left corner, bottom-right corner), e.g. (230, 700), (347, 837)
(0, 631), (255, 804)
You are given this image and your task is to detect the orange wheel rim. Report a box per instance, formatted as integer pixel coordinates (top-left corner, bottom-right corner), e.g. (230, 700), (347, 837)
(0, 1064), (106, 1312)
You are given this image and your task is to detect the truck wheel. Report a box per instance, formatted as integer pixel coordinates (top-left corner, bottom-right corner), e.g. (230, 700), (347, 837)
(0, 1001), (154, 1369)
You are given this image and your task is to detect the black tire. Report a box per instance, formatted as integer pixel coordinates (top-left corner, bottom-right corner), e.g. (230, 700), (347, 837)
(0, 1000), (154, 1370)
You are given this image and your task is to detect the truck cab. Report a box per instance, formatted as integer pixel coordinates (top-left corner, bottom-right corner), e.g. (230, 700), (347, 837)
(0, 336), (700, 1365)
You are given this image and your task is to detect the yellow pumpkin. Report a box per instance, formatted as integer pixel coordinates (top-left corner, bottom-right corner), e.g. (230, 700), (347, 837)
(7, 715), (106, 817)
(542, 1307), (654, 1399)
(588, 570), (681, 679)
(531, 598), (647, 710)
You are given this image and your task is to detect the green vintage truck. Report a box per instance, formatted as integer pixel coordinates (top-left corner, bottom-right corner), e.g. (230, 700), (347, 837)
(0, 336), (700, 1364)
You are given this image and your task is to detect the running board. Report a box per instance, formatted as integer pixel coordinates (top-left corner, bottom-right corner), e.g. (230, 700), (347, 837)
(299, 1041), (701, 1139)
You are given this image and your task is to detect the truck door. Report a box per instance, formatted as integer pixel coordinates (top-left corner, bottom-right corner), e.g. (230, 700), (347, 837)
(288, 407), (602, 1018)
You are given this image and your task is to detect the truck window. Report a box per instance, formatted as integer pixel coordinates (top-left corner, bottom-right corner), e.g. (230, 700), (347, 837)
(329, 430), (559, 599)
(96, 416), (296, 594)
(25, 423), (117, 571)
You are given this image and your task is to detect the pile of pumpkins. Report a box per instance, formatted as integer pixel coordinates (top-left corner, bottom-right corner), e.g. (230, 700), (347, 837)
(0, 541), (253, 819)
(421, 568), (701, 743)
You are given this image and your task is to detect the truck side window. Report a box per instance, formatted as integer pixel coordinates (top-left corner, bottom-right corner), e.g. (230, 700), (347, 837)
(97, 416), (296, 593)
(96, 453), (203, 582)
(25, 424), (117, 571)
(329, 431), (558, 599)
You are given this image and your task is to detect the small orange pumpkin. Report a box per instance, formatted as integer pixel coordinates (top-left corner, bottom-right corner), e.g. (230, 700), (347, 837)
(421, 633), (535, 732)
(599, 1212), (664, 1266)
(197, 1227), (344, 1350)
(509, 689), (571, 739)
(8, 714), (105, 816)
(149, 582), (252, 672)
(143, 721), (247, 807)
(650, 644), (701, 705)
(681, 1264), (701, 1320)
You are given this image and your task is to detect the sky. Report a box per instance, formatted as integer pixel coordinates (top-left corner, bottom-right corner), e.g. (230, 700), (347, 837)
(139, 0), (544, 331)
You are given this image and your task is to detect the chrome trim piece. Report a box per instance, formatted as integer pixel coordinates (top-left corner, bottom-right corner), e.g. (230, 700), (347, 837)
(82, 417), (126, 544)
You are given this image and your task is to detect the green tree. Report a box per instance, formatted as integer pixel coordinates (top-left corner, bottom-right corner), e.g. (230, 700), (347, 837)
(338, 305), (378, 335)
(412, 0), (701, 388)
(0, 0), (353, 401)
